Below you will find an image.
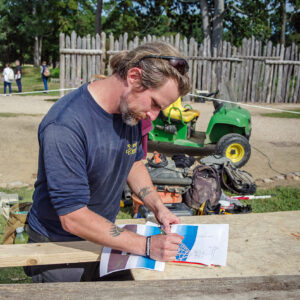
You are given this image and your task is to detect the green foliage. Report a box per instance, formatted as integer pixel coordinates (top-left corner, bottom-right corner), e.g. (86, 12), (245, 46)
(241, 186), (300, 213)
(0, 0), (298, 66)
(261, 109), (300, 118)
(50, 67), (60, 78)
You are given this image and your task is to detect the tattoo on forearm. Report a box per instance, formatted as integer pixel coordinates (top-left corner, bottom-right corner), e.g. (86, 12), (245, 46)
(137, 186), (152, 201)
(110, 224), (125, 237)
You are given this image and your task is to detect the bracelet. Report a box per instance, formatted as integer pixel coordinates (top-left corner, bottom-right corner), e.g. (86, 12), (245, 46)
(146, 236), (151, 258)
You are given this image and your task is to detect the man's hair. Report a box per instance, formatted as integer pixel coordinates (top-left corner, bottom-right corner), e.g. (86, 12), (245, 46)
(110, 42), (191, 95)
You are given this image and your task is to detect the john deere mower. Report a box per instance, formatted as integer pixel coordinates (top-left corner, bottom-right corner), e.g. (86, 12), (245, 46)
(148, 91), (252, 168)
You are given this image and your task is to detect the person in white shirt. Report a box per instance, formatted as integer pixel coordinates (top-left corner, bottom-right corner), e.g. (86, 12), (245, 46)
(3, 63), (14, 95)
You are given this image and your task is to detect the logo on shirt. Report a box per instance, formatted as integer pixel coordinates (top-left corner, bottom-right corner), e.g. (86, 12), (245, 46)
(126, 142), (137, 155)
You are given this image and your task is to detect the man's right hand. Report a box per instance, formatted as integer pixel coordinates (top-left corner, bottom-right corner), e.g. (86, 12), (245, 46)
(149, 233), (184, 262)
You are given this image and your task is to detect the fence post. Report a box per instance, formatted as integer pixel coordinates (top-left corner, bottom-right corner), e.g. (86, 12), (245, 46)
(76, 36), (82, 87)
(82, 36), (87, 84)
(65, 35), (71, 89)
(96, 34), (101, 75)
(59, 33), (65, 97)
(71, 31), (77, 88)
(108, 33), (114, 75)
(101, 32), (106, 75)
(275, 44), (285, 102)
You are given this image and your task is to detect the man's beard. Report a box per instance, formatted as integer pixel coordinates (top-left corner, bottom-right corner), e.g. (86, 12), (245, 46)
(120, 96), (143, 126)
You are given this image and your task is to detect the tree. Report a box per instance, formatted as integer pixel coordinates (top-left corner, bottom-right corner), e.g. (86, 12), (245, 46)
(95, 0), (103, 34)
(179, 0), (225, 50)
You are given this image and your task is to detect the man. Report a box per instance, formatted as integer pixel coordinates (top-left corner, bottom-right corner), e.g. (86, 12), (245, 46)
(2, 63), (13, 95)
(15, 60), (22, 93)
(25, 42), (191, 282)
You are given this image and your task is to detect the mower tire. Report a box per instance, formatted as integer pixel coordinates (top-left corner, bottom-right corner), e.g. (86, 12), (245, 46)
(216, 133), (251, 168)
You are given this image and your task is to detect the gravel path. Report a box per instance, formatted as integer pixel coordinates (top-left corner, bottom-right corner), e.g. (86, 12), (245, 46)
(0, 95), (299, 187)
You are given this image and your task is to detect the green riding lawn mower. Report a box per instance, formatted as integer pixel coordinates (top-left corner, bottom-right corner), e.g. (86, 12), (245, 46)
(148, 91), (252, 168)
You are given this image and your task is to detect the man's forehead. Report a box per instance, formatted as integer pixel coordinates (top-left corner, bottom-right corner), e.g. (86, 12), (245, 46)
(151, 78), (180, 103)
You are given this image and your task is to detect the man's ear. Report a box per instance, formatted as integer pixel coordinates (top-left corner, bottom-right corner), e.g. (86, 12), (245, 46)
(127, 67), (143, 91)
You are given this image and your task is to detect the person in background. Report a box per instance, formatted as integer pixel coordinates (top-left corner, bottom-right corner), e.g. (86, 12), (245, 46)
(41, 61), (49, 93)
(2, 63), (14, 96)
(15, 60), (22, 93)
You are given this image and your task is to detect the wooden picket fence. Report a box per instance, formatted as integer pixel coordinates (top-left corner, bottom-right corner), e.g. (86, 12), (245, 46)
(59, 31), (300, 103)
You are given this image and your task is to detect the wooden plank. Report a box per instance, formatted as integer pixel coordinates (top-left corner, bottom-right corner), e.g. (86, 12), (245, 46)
(175, 33), (180, 50)
(234, 55), (281, 60)
(59, 33), (65, 97)
(270, 44), (281, 102)
(237, 39), (247, 101)
(81, 37), (87, 84)
(226, 42), (231, 83)
(293, 66), (300, 103)
(197, 43), (203, 90)
(170, 34), (174, 46)
(262, 41), (273, 102)
(266, 60), (300, 65)
(60, 49), (103, 55)
(107, 33), (114, 75)
(250, 40), (260, 102)
(281, 46), (291, 101)
(0, 241), (102, 267)
(231, 46), (238, 96)
(183, 36), (188, 57)
(275, 44), (285, 102)
(202, 37), (208, 90)
(91, 36), (96, 80)
(133, 35), (139, 48)
(71, 31), (77, 88)
(87, 34), (92, 82)
(0, 219), (143, 267)
(220, 40), (227, 91)
(119, 34), (123, 49)
(0, 276), (299, 299)
(132, 211), (300, 280)
(188, 37), (194, 93)
(123, 32), (128, 50)
(76, 36), (82, 86)
(256, 41), (266, 102)
(287, 43), (296, 102)
(100, 32), (107, 74)
(65, 35), (71, 89)
(95, 34), (101, 75)
(246, 36), (255, 102)
(241, 38), (250, 102)
(191, 40), (198, 95)
(128, 40), (133, 50)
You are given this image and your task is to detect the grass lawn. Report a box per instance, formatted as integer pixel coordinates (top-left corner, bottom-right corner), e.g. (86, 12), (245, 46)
(0, 185), (299, 283)
(0, 65), (60, 97)
(262, 109), (300, 119)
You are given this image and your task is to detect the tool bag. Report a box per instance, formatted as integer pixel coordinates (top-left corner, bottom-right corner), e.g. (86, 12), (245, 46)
(221, 161), (256, 195)
(2, 202), (32, 244)
(183, 164), (221, 210)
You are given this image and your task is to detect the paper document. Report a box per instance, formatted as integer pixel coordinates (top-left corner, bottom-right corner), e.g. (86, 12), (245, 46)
(99, 223), (229, 277)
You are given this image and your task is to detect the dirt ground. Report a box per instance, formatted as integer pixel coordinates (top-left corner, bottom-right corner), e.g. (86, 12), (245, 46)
(0, 95), (300, 188)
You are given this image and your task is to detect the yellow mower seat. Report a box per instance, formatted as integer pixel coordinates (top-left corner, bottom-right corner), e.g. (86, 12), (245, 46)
(162, 97), (200, 123)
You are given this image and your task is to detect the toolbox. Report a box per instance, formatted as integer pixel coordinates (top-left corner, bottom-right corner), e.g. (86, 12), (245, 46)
(137, 202), (194, 219)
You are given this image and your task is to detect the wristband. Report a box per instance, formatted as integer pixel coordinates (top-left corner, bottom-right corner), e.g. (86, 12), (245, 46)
(146, 236), (151, 258)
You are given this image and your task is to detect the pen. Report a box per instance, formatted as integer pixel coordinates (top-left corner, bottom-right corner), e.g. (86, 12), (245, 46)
(160, 226), (167, 235)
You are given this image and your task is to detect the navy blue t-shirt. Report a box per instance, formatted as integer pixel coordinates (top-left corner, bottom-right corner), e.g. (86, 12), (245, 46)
(27, 83), (143, 241)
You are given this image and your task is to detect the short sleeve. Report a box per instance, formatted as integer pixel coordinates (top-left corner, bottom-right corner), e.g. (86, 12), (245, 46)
(41, 123), (90, 216)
